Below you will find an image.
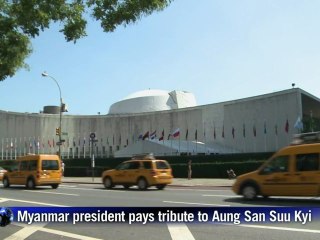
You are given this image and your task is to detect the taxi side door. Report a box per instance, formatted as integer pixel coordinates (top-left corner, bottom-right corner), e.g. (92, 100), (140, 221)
(258, 155), (297, 196)
(292, 153), (320, 196)
(113, 162), (130, 184)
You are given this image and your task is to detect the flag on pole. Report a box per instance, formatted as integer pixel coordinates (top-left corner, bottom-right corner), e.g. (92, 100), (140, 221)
(232, 127), (235, 139)
(150, 130), (156, 140)
(264, 121), (267, 134)
(275, 124), (278, 136)
(195, 129), (198, 140)
(172, 128), (180, 138)
(294, 117), (303, 131)
(167, 133), (171, 140)
(142, 131), (149, 140)
(222, 125), (225, 138)
(285, 119), (289, 133)
(243, 124), (246, 138)
(159, 129), (164, 141)
(253, 125), (257, 137)
(185, 129), (189, 140)
(214, 127), (216, 139)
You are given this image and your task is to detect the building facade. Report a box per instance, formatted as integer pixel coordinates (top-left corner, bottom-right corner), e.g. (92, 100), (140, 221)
(0, 88), (319, 159)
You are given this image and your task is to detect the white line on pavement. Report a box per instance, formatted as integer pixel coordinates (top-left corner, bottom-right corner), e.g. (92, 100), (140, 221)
(167, 188), (231, 192)
(4, 223), (47, 240)
(8, 222), (103, 240)
(237, 223), (320, 234)
(167, 224), (195, 240)
(59, 184), (78, 187)
(163, 200), (230, 206)
(23, 190), (79, 196)
(202, 194), (240, 198)
(59, 186), (125, 192)
(1, 198), (69, 207)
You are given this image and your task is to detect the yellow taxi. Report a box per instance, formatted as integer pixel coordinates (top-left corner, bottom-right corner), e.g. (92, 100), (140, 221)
(232, 132), (320, 199)
(0, 167), (7, 181)
(2, 154), (62, 189)
(101, 154), (173, 190)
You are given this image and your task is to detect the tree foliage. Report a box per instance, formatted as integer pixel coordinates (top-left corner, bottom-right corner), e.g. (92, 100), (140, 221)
(0, 0), (172, 81)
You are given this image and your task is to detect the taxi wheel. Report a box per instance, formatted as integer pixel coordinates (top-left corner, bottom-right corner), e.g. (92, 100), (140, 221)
(26, 178), (35, 189)
(51, 184), (59, 189)
(104, 177), (114, 189)
(242, 185), (257, 200)
(137, 177), (148, 190)
(3, 177), (10, 188)
(123, 185), (131, 189)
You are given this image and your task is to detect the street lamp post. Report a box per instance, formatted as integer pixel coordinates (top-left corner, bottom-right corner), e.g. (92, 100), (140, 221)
(41, 72), (63, 158)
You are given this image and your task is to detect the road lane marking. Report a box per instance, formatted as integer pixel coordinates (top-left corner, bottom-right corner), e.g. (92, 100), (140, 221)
(167, 224), (195, 240)
(4, 223), (47, 240)
(59, 186), (125, 192)
(59, 184), (77, 187)
(1, 198), (69, 207)
(6, 222), (103, 240)
(167, 188), (231, 192)
(0, 198), (9, 203)
(202, 194), (240, 198)
(39, 227), (103, 240)
(237, 224), (320, 234)
(23, 190), (79, 196)
(163, 200), (230, 206)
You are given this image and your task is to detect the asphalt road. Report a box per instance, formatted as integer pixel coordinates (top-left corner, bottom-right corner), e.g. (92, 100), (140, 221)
(1, 183), (320, 240)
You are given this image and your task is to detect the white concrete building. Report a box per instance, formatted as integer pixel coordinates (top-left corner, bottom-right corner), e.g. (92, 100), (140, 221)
(0, 88), (319, 159)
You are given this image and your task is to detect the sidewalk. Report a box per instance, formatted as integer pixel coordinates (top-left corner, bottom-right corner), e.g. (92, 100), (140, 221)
(62, 177), (235, 188)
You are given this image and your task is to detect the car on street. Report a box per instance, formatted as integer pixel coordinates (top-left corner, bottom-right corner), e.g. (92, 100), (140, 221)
(232, 132), (320, 200)
(102, 154), (173, 190)
(2, 154), (62, 189)
(0, 167), (7, 181)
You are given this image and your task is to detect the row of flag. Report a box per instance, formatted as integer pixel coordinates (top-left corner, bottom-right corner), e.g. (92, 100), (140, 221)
(1, 118), (303, 151)
(136, 117), (302, 141)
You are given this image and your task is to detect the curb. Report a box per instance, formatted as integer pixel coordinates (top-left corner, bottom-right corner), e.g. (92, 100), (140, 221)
(62, 180), (232, 188)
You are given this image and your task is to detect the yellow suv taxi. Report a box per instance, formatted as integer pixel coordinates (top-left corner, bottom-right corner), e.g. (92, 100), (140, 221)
(2, 154), (62, 189)
(232, 132), (320, 199)
(101, 155), (173, 190)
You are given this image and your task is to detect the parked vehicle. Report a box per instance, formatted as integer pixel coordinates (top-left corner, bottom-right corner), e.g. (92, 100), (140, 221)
(232, 132), (320, 199)
(102, 154), (173, 190)
(2, 154), (62, 189)
(0, 167), (7, 181)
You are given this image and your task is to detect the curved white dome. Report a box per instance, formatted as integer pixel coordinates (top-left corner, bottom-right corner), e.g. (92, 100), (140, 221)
(123, 89), (169, 100)
(108, 89), (197, 114)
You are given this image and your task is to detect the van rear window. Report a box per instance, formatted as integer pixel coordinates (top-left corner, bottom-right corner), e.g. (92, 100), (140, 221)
(42, 160), (59, 170)
(296, 153), (320, 171)
(156, 161), (170, 169)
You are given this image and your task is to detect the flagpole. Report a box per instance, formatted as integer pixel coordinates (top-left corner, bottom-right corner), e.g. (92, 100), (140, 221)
(204, 122), (206, 155)
(1, 138), (3, 160)
(170, 135), (173, 155)
(10, 138), (13, 159)
(14, 138), (17, 159)
(195, 129), (198, 155)
(178, 134), (180, 155)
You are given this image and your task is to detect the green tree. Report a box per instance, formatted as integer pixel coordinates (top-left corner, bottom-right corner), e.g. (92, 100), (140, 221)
(0, 0), (173, 81)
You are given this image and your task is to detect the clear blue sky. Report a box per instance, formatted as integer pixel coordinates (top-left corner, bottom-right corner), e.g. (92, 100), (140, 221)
(1, 0), (320, 115)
